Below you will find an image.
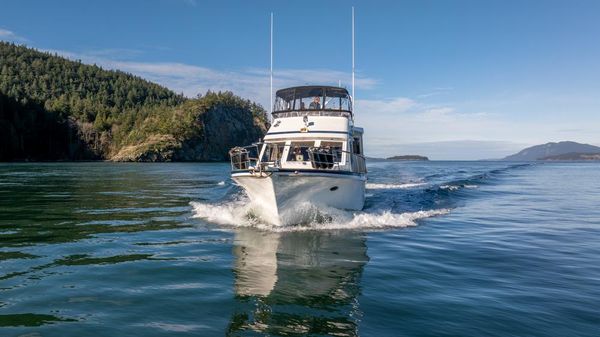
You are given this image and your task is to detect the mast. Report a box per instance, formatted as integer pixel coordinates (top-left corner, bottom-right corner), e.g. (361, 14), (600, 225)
(270, 12), (274, 119)
(352, 6), (355, 111)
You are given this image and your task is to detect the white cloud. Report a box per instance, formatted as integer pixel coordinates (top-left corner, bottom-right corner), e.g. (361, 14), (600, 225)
(370, 140), (529, 160)
(356, 97), (415, 114)
(41, 48), (378, 111)
(416, 87), (454, 99)
(354, 93), (600, 159)
(355, 97), (511, 157)
(0, 28), (28, 43)
(82, 48), (144, 60)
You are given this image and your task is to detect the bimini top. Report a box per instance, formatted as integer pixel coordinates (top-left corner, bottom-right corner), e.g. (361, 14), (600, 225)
(273, 85), (352, 118)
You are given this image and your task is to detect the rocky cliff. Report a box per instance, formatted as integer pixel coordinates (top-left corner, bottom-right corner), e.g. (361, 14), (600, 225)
(111, 93), (268, 162)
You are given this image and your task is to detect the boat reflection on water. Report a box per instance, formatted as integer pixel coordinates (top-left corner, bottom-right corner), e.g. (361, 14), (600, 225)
(228, 228), (369, 336)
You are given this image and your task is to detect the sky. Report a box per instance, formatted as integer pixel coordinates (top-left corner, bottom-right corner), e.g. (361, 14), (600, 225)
(1, 0), (599, 159)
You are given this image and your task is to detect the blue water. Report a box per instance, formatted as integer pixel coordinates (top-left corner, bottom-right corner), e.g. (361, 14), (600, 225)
(1, 161), (599, 336)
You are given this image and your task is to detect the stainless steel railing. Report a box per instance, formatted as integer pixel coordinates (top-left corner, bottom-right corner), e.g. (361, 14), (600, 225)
(229, 144), (367, 174)
(229, 145), (260, 171)
(271, 110), (352, 119)
(307, 147), (367, 174)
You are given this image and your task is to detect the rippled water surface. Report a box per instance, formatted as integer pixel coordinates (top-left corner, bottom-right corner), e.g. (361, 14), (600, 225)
(1, 161), (599, 336)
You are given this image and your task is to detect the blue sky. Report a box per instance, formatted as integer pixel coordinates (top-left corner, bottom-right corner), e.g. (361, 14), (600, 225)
(1, 0), (599, 159)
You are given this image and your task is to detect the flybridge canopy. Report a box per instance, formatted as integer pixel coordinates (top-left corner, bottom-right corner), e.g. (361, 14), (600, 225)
(273, 86), (353, 118)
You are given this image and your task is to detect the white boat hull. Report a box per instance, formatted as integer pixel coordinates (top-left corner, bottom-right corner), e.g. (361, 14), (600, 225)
(232, 170), (366, 225)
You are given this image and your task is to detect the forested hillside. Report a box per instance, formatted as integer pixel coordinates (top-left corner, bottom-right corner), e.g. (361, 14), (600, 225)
(0, 42), (268, 161)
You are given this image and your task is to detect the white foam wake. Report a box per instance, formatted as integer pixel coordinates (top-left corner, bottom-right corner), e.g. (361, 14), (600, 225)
(366, 182), (427, 190)
(190, 198), (449, 232)
(440, 184), (478, 191)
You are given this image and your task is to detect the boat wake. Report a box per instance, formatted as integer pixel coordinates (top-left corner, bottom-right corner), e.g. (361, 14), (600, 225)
(190, 196), (449, 232)
(366, 182), (427, 189)
(191, 163), (534, 232)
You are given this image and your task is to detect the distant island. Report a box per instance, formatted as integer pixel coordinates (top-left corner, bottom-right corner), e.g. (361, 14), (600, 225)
(386, 155), (429, 161)
(539, 152), (600, 161)
(503, 141), (600, 161)
(0, 42), (268, 162)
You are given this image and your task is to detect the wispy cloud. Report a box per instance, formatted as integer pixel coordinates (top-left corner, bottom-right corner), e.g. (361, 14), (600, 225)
(416, 87), (454, 99)
(355, 96), (505, 153)
(356, 92), (600, 158)
(42, 48), (378, 110)
(356, 97), (416, 114)
(81, 48), (144, 60)
(371, 140), (529, 160)
(0, 28), (28, 43)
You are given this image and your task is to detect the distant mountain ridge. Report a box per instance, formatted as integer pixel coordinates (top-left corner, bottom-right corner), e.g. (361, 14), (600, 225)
(503, 141), (600, 161)
(539, 152), (600, 161)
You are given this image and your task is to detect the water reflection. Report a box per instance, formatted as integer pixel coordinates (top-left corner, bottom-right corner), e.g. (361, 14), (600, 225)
(229, 228), (369, 336)
(0, 163), (201, 249)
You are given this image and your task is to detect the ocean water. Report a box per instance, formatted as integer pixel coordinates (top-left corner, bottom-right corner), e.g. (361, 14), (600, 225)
(0, 161), (599, 336)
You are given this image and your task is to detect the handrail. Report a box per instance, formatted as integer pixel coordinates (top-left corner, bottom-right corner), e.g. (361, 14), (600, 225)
(272, 110), (352, 119)
(229, 145), (261, 171)
(229, 144), (367, 174)
(307, 147), (367, 173)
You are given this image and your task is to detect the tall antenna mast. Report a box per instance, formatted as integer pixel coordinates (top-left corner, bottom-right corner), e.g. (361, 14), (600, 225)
(352, 6), (355, 110)
(270, 12), (274, 119)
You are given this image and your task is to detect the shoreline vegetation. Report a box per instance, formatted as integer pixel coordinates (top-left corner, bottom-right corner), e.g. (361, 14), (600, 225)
(0, 42), (268, 162)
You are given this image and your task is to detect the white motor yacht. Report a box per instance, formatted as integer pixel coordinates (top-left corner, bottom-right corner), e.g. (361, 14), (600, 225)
(229, 85), (367, 225)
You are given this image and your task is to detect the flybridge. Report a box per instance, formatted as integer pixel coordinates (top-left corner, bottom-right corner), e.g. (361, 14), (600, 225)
(272, 86), (353, 119)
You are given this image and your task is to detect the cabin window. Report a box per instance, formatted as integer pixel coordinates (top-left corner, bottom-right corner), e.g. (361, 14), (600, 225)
(353, 137), (362, 155)
(298, 96), (319, 110)
(274, 98), (292, 111)
(325, 88), (347, 110)
(341, 97), (351, 111)
(263, 143), (285, 162)
(320, 141), (343, 161)
(287, 141), (314, 161)
(324, 96), (341, 110)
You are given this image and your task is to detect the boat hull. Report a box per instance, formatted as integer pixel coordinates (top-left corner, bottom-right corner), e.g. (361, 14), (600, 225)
(232, 170), (366, 225)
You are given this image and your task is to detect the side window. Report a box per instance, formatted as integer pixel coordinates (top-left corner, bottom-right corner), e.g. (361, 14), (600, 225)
(324, 96), (341, 110)
(300, 97), (313, 110)
(265, 143), (285, 162)
(353, 137), (361, 155)
(320, 141), (343, 161)
(287, 141), (314, 161)
(341, 97), (351, 111)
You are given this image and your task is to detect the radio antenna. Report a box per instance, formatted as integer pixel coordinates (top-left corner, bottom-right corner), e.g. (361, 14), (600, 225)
(270, 12), (274, 119)
(352, 6), (355, 111)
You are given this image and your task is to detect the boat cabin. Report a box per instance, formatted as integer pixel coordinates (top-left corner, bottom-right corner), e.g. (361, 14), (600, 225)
(230, 86), (366, 174)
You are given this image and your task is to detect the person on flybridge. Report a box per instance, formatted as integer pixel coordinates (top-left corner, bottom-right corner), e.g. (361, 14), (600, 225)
(309, 96), (321, 110)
